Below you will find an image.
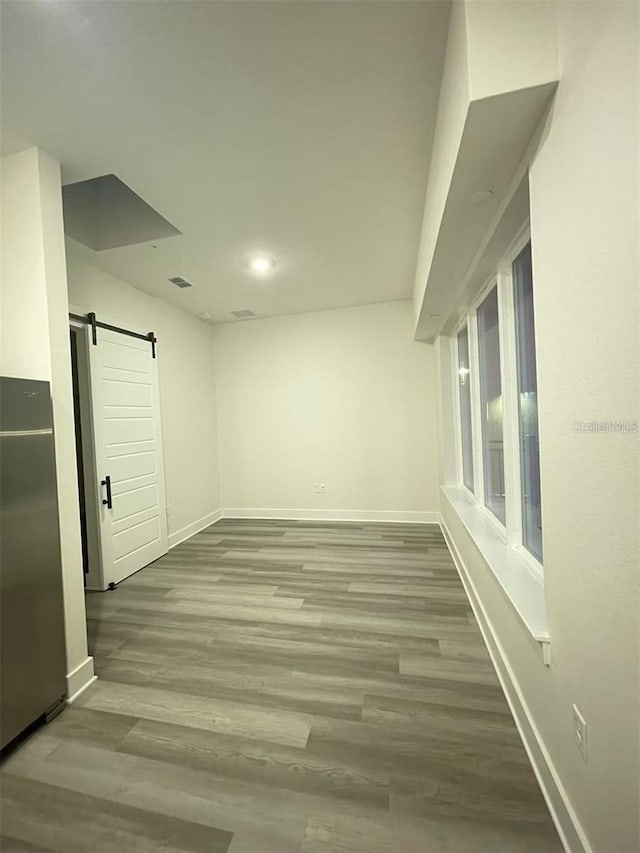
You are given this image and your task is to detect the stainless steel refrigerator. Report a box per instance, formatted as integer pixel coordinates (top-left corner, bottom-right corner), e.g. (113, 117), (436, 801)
(1, 377), (66, 751)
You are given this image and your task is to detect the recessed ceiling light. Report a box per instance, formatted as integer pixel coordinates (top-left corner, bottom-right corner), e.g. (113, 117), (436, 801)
(471, 190), (493, 205)
(247, 254), (276, 275)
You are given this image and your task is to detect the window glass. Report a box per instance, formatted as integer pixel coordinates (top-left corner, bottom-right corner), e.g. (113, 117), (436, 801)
(513, 242), (543, 561)
(477, 287), (506, 524)
(457, 327), (474, 491)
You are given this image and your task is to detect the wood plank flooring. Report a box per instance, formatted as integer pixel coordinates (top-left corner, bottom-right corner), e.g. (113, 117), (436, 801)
(1, 520), (562, 852)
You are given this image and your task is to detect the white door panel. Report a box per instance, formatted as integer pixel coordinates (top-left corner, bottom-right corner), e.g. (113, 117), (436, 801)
(101, 406), (156, 420)
(111, 506), (159, 537)
(103, 378), (153, 408)
(111, 485), (159, 522)
(88, 327), (168, 587)
(112, 516), (162, 562)
(105, 441), (155, 459)
(107, 450), (156, 481)
(101, 341), (150, 373)
(104, 418), (154, 445)
(110, 473), (158, 496)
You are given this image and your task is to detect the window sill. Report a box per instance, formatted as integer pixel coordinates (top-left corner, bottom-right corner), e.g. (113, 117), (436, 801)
(441, 485), (550, 657)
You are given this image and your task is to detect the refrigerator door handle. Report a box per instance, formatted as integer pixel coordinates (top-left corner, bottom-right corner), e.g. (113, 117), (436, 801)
(101, 475), (113, 509)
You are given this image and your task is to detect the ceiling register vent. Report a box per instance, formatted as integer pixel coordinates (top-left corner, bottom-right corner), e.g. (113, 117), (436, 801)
(169, 276), (193, 288)
(230, 309), (256, 318)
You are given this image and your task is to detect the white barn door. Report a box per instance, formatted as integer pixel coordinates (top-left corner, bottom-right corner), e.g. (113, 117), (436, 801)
(88, 327), (168, 587)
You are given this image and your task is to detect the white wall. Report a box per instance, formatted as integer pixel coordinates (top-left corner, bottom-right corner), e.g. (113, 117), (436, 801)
(412, 0), (558, 332)
(464, 0), (558, 101)
(529, 2), (639, 848)
(437, 3), (639, 851)
(66, 254), (221, 543)
(0, 148), (52, 379)
(214, 300), (439, 520)
(412, 0), (469, 327)
(1, 148), (93, 697)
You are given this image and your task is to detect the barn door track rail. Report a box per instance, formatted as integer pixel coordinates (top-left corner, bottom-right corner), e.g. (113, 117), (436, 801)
(69, 311), (157, 358)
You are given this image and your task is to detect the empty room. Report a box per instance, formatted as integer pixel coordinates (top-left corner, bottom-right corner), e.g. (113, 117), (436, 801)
(0, 1), (638, 852)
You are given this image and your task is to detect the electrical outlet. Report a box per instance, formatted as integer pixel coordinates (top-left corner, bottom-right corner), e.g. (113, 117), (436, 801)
(572, 704), (587, 761)
(314, 483), (327, 494)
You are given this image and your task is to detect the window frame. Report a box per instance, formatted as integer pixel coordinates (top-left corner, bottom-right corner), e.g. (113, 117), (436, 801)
(452, 222), (543, 580)
(475, 280), (508, 532)
(451, 323), (475, 502)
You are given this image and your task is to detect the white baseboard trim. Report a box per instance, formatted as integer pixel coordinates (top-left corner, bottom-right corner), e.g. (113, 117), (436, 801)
(168, 510), (223, 549)
(220, 508), (439, 524)
(65, 656), (96, 704)
(439, 516), (591, 853)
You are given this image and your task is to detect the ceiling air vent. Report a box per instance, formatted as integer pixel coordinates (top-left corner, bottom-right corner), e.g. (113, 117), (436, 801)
(169, 276), (193, 289)
(230, 309), (256, 318)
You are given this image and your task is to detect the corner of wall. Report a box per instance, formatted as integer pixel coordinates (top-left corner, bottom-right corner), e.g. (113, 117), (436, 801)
(209, 323), (224, 512)
(65, 656), (97, 704)
(41, 150), (92, 685)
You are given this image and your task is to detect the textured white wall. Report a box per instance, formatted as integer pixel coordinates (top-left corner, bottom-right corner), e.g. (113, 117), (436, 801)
(214, 301), (439, 517)
(412, 0), (469, 327)
(0, 149), (52, 380)
(0, 148), (91, 689)
(66, 254), (221, 541)
(437, 3), (639, 851)
(464, 0), (558, 101)
(412, 0), (558, 331)
(529, 2), (639, 848)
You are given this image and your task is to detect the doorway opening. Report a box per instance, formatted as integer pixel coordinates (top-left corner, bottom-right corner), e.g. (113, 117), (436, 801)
(68, 322), (103, 591)
(70, 330), (89, 582)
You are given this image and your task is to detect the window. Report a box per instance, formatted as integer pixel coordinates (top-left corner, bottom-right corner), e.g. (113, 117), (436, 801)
(477, 287), (506, 525)
(456, 327), (474, 491)
(513, 242), (542, 561)
(453, 227), (543, 569)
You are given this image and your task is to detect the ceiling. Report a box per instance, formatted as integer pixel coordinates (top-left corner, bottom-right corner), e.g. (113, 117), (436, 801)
(1, 0), (450, 323)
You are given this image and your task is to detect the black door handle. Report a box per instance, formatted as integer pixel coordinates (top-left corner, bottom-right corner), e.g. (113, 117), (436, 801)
(101, 475), (112, 509)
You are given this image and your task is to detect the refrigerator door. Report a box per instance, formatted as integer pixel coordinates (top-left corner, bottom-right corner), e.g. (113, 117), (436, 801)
(0, 377), (67, 750)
